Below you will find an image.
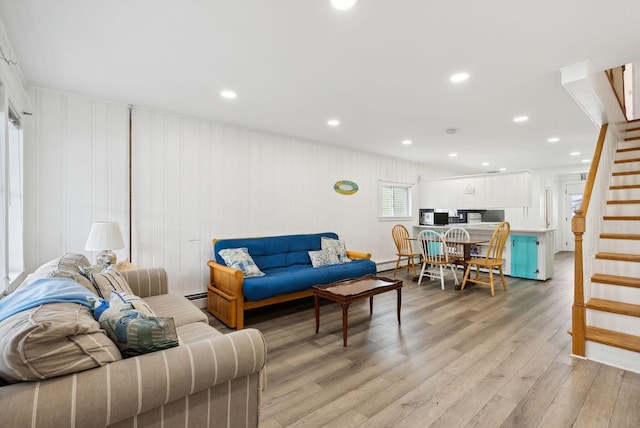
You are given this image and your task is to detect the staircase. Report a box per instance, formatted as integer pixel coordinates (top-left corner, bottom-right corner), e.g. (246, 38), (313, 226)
(583, 123), (640, 371)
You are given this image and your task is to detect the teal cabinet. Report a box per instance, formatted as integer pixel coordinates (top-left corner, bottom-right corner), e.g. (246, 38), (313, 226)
(511, 235), (538, 279)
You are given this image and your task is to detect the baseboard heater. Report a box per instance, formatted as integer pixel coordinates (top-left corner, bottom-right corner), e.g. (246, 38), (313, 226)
(186, 292), (207, 301)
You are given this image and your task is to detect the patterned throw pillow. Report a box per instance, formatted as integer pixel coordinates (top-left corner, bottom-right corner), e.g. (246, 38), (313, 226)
(321, 237), (351, 263)
(90, 293), (178, 358)
(218, 248), (265, 277)
(110, 290), (155, 317)
(308, 248), (340, 268)
(88, 265), (134, 299)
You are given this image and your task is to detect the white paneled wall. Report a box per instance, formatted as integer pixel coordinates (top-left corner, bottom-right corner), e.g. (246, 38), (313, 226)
(24, 89), (130, 271)
(25, 90), (458, 297)
(131, 108), (443, 296)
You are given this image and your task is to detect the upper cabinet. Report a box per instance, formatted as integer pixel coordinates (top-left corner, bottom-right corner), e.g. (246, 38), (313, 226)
(420, 171), (533, 209)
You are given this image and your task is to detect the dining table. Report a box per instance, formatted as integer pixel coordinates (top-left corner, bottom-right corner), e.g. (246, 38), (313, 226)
(406, 235), (488, 289)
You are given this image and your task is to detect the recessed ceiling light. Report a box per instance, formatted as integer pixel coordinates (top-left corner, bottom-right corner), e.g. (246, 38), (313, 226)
(582, 159), (591, 163)
(450, 73), (469, 83)
(547, 137), (560, 143)
(449, 153), (458, 157)
(220, 90), (237, 99)
(499, 167), (507, 171)
(513, 116), (529, 123)
(482, 162), (489, 166)
(331, 0), (357, 10)
(570, 151), (580, 156)
(402, 140), (412, 145)
(327, 119), (340, 127)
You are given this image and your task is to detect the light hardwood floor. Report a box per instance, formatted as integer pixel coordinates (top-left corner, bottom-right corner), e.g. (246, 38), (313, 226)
(206, 252), (640, 427)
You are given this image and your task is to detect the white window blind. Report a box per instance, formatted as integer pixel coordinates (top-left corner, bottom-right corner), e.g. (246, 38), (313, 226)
(379, 181), (412, 218)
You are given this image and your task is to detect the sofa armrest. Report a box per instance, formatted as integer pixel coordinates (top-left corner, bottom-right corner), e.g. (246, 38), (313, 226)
(346, 250), (372, 260)
(119, 268), (169, 297)
(208, 260), (245, 297)
(207, 260), (247, 329)
(0, 328), (267, 427)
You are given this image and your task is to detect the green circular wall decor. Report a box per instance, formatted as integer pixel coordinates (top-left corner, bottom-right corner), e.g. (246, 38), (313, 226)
(334, 180), (359, 195)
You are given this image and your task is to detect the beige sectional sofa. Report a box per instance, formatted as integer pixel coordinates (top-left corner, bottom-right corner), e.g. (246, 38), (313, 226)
(0, 259), (267, 428)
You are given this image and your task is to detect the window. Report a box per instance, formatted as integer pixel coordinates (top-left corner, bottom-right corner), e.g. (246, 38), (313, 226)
(0, 104), (24, 289)
(379, 181), (412, 218)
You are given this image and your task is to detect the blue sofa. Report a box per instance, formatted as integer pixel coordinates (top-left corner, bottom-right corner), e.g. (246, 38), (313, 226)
(207, 232), (376, 329)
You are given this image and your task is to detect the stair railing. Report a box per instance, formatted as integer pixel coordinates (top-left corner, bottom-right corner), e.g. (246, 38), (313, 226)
(572, 123), (611, 356)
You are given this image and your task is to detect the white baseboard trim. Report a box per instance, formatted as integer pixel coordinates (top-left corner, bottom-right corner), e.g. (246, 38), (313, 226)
(376, 260), (398, 271)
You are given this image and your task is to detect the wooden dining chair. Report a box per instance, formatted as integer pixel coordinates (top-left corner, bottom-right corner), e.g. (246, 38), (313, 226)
(392, 224), (420, 278)
(417, 230), (458, 290)
(443, 227), (470, 265)
(460, 221), (511, 296)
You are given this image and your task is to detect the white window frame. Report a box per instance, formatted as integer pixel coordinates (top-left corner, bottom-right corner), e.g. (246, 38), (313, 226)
(379, 181), (413, 220)
(0, 93), (25, 293)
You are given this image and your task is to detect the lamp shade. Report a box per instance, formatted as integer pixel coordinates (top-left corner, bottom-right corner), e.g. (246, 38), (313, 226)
(84, 221), (125, 251)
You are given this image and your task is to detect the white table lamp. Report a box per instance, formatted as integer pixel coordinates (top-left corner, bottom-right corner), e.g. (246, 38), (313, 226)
(85, 221), (125, 265)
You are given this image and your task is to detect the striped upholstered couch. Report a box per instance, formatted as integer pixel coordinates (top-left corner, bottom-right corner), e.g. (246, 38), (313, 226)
(0, 263), (267, 428)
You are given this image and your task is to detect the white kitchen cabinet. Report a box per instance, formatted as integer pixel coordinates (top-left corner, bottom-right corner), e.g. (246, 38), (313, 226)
(421, 179), (451, 208)
(420, 171), (533, 209)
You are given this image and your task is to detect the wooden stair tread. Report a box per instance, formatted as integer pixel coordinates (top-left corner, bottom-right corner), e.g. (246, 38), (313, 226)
(606, 199), (640, 204)
(585, 326), (640, 353)
(625, 136), (640, 142)
(591, 273), (640, 288)
(595, 252), (640, 262)
(617, 147), (640, 153)
(612, 171), (640, 176)
(603, 216), (640, 220)
(615, 158), (640, 163)
(600, 233), (640, 240)
(587, 298), (640, 317)
(610, 184), (640, 190)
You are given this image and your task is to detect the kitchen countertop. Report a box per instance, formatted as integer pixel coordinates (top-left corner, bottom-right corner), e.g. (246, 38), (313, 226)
(414, 224), (555, 233)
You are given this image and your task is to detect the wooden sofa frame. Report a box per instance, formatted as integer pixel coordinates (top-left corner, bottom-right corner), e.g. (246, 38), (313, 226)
(207, 241), (372, 329)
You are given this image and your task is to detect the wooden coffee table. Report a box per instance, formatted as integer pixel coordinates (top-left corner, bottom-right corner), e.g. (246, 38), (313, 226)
(313, 275), (402, 346)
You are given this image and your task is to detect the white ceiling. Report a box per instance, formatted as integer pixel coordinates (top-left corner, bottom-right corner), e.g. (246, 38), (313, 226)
(1, 0), (639, 174)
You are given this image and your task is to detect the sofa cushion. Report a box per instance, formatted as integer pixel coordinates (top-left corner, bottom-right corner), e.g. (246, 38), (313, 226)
(143, 294), (208, 326)
(49, 253), (99, 294)
(218, 248), (265, 277)
(91, 293), (179, 358)
(52, 253), (91, 276)
(308, 248), (340, 268)
(214, 232), (339, 271)
(176, 322), (223, 345)
(0, 303), (122, 383)
(243, 258), (377, 301)
(8, 254), (98, 297)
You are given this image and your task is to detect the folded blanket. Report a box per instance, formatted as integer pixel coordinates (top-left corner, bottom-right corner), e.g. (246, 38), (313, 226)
(0, 278), (96, 323)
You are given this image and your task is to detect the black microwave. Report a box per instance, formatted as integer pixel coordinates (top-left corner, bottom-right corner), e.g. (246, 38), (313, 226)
(434, 212), (449, 226)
